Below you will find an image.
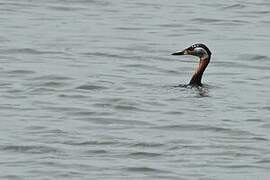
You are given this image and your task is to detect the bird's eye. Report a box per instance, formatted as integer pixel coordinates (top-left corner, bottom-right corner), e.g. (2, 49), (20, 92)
(187, 46), (195, 51)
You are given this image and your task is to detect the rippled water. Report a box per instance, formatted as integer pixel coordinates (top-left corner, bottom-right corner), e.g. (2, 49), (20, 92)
(1, 0), (270, 179)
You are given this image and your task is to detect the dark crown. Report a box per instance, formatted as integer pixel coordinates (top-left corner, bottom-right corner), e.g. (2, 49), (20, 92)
(188, 43), (212, 57)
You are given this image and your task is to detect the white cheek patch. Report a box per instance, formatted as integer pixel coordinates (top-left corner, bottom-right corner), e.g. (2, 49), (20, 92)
(184, 50), (189, 55)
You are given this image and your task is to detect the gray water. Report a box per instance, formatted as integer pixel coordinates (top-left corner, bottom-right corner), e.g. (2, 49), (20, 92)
(1, 0), (270, 179)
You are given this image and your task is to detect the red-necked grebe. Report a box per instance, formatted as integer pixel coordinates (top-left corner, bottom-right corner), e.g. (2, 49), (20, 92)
(172, 43), (211, 86)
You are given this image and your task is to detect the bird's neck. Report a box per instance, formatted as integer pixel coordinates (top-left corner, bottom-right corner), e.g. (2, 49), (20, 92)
(189, 57), (210, 86)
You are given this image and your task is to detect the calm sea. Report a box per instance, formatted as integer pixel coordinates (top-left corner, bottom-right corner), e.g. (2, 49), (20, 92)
(1, 0), (270, 179)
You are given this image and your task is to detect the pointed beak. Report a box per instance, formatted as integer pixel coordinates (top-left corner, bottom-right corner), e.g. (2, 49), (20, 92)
(171, 49), (188, 56)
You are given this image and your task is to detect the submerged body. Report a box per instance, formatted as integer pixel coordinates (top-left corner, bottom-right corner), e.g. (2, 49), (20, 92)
(172, 43), (212, 86)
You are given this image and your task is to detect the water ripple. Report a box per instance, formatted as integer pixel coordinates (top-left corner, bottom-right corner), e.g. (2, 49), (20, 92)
(76, 84), (108, 90)
(128, 151), (162, 158)
(1, 0), (270, 179)
(124, 166), (170, 174)
(0, 48), (65, 55)
(222, 4), (246, 10)
(1, 145), (61, 154)
(153, 124), (256, 136)
(63, 140), (117, 146)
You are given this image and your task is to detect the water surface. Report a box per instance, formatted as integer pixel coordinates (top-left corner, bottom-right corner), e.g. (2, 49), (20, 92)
(1, 0), (270, 179)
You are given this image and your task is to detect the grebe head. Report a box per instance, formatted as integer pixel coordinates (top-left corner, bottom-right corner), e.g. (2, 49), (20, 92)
(171, 43), (212, 86)
(172, 43), (211, 60)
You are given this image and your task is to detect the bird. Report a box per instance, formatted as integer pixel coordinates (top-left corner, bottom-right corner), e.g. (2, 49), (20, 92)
(171, 43), (212, 87)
